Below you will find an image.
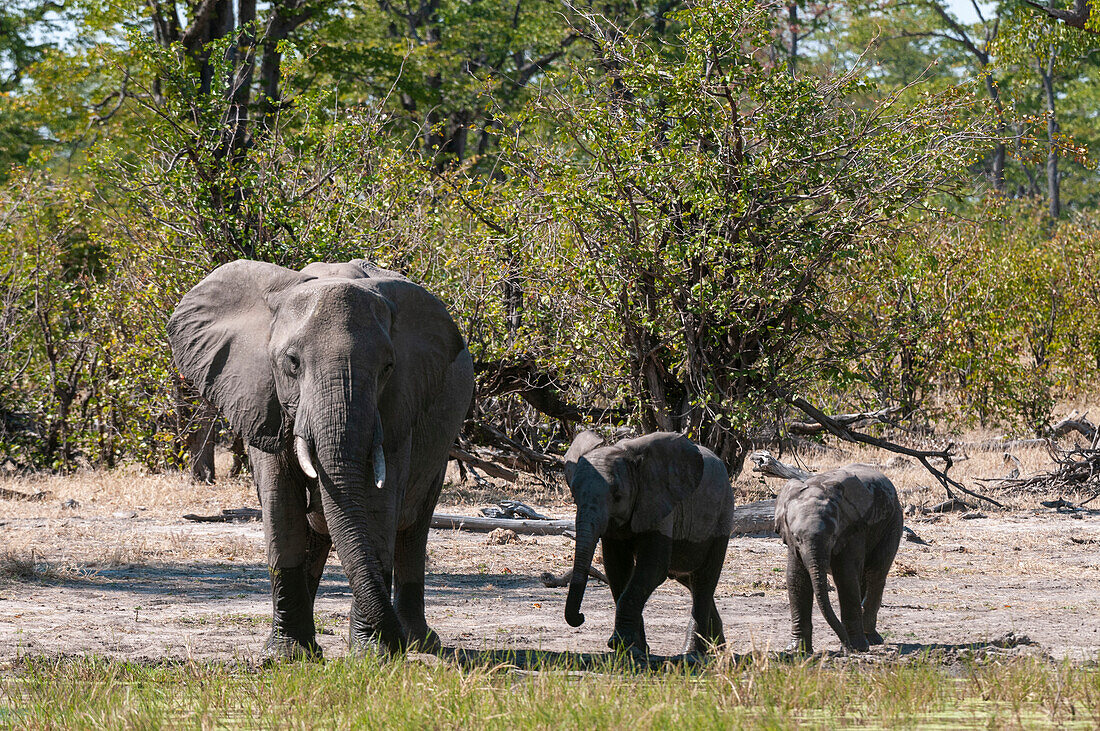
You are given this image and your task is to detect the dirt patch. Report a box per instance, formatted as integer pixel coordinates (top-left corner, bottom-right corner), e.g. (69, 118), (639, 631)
(2, 443), (1099, 664)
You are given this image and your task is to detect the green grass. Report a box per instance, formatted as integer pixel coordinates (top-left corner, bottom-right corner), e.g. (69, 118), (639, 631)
(2, 653), (1098, 729)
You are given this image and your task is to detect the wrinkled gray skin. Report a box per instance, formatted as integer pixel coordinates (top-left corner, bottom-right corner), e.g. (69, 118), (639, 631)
(563, 431), (735, 658)
(167, 259), (473, 659)
(774, 464), (903, 654)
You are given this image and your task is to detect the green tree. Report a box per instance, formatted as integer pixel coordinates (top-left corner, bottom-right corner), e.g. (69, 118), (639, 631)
(502, 2), (983, 470)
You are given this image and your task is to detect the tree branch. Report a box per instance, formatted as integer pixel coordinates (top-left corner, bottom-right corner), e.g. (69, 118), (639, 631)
(1026, 0), (1095, 32)
(787, 395), (1003, 507)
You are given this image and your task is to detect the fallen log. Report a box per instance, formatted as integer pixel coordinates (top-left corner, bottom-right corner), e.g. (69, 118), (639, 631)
(431, 514), (575, 535)
(1049, 415), (1097, 443)
(962, 438), (1047, 453)
(540, 566), (610, 587)
(0, 487), (51, 502)
(182, 507), (262, 523)
(432, 500), (780, 537)
(730, 499), (778, 535)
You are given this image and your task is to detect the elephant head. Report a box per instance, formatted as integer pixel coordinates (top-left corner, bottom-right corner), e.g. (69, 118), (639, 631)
(561, 431), (702, 627)
(167, 259), (459, 651)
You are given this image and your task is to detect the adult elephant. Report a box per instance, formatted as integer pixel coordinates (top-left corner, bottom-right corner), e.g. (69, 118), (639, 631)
(167, 259), (473, 659)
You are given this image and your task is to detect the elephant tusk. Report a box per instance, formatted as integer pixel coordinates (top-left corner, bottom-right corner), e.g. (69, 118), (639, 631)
(372, 413), (386, 489)
(295, 435), (318, 480)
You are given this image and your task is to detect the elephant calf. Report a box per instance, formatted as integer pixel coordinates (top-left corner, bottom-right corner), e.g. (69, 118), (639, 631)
(775, 464), (903, 653)
(562, 431), (735, 658)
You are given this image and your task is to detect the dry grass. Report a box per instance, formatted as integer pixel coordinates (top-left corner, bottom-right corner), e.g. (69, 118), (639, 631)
(0, 424), (1089, 598)
(3, 653), (1099, 728)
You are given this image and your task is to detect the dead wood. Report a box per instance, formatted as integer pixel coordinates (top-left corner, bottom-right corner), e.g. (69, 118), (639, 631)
(749, 450), (812, 481)
(960, 438), (1047, 453)
(471, 421), (562, 471)
(432, 500), (779, 537)
(786, 395), (1003, 508)
(926, 498), (973, 513)
(786, 406), (903, 436)
(539, 565), (610, 587)
(182, 507), (262, 522)
(995, 440), (1100, 497)
(0, 487), (51, 501)
(1049, 415), (1097, 442)
(431, 514), (575, 535)
(730, 499), (779, 535)
(904, 526), (930, 545)
(449, 447), (520, 483)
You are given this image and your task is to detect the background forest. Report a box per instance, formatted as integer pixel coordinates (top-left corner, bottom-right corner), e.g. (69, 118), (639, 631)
(1, 0), (1098, 479)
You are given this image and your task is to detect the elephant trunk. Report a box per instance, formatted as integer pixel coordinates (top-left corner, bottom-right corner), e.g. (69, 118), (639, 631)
(802, 540), (849, 649)
(317, 462), (405, 653)
(565, 519), (600, 628)
(302, 386), (403, 652)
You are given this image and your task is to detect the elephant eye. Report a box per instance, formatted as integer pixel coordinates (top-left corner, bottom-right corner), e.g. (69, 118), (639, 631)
(283, 351), (301, 377)
(381, 362), (394, 379)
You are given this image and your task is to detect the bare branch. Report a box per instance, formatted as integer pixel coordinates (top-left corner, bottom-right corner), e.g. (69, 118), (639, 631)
(787, 395), (1003, 507)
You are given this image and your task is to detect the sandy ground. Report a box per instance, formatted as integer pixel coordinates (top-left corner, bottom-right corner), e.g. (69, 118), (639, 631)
(1, 443), (1099, 665)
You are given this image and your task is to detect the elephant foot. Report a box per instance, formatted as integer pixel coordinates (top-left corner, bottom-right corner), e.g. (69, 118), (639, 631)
(607, 630), (648, 658)
(782, 638), (812, 655)
(404, 626), (443, 654)
(349, 605), (407, 656)
(262, 630), (322, 664)
(845, 635), (871, 653)
(677, 650), (711, 669)
(683, 634), (724, 656)
(865, 630), (884, 646)
(348, 632), (388, 658)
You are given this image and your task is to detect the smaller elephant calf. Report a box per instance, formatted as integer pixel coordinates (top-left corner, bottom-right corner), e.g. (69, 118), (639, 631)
(775, 464), (903, 653)
(562, 431), (735, 658)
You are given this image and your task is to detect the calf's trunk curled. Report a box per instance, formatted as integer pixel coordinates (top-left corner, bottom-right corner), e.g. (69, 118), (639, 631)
(565, 521), (599, 627)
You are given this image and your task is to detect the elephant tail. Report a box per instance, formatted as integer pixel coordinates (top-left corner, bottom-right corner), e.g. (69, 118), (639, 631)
(801, 539), (850, 649)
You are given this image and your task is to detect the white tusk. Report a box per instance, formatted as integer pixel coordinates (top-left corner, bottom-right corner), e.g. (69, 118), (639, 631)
(372, 413), (386, 489)
(295, 435), (318, 480)
(373, 441), (386, 489)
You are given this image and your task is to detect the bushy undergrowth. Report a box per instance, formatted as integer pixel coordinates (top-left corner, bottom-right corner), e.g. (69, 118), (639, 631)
(2, 3), (1098, 472)
(2, 654), (1097, 728)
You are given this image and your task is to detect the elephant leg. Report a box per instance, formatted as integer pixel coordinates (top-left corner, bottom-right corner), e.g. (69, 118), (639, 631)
(392, 453), (443, 651)
(252, 447), (321, 661)
(601, 536), (634, 605)
(862, 518), (902, 645)
(832, 553), (869, 652)
(392, 471), (445, 652)
(785, 547), (814, 654)
(684, 539), (727, 655)
(609, 533), (671, 656)
(305, 512), (332, 604)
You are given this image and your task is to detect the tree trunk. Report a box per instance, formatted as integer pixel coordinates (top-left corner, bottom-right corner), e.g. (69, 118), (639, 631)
(983, 75), (1006, 193)
(1039, 50), (1060, 219)
(787, 2), (798, 76)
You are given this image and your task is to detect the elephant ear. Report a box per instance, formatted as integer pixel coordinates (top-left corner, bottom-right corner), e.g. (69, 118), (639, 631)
(166, 260), (308, 453)
(621, 433), (704, 534)
(845, 464), (898, 525)
(563, 430), (606, 485)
